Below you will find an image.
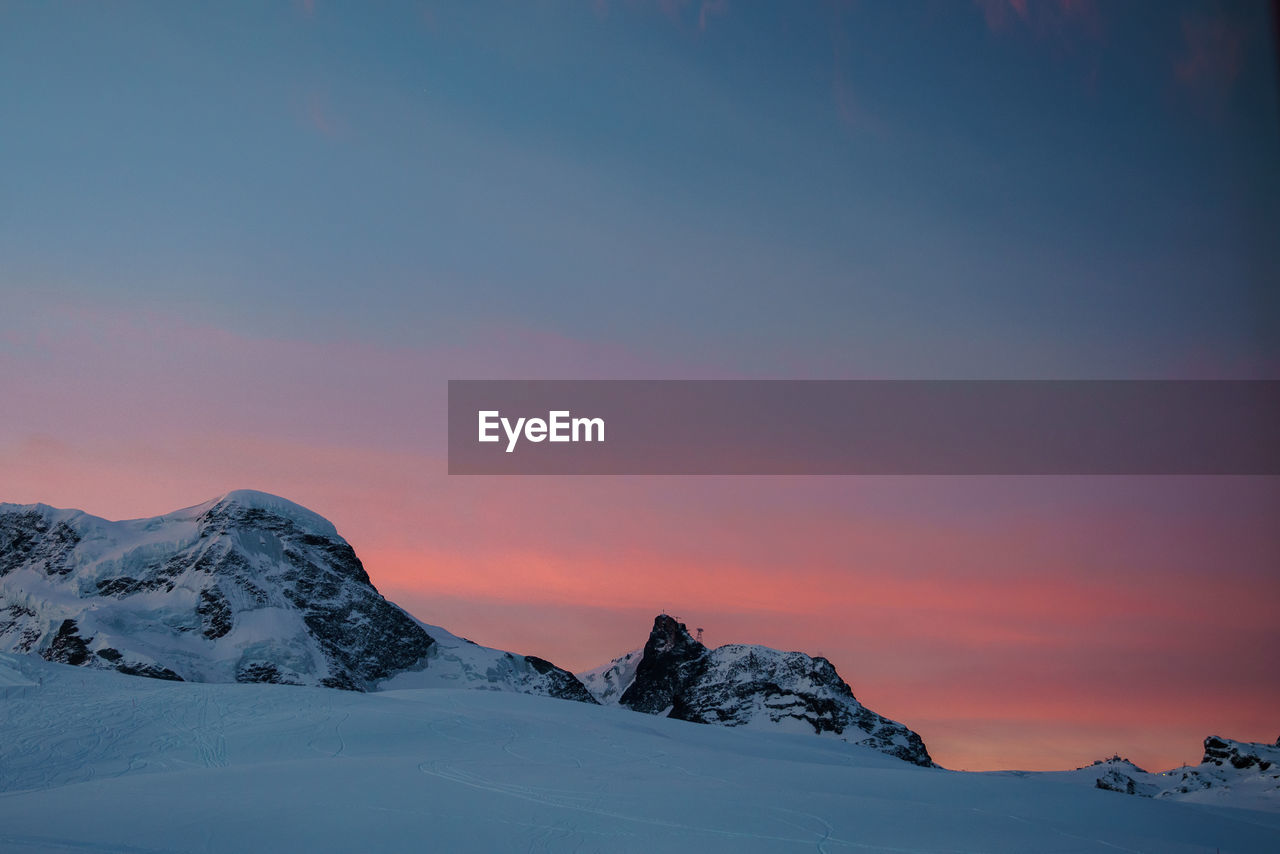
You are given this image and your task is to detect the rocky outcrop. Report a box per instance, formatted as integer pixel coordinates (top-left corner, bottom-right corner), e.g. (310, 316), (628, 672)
(620, 615), (709, 715)
(592, 615), (933, 766)
(524, 656), (598, 705)
(0, 511), (80, 578)
(1202, 735), (1276, 772)
(1096, 769), (1157, 797)
(1080, 738), (1280, 809)
(1159, 736), (1280, 802)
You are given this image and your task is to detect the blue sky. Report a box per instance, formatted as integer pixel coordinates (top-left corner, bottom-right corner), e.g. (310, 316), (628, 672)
(3, 0), (1277, 377)
(2, 1), (1279, 771)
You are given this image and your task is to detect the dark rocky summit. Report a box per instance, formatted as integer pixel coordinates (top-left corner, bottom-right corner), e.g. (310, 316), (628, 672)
(619, 614), (710, 715)
(612, 615), (933, 767)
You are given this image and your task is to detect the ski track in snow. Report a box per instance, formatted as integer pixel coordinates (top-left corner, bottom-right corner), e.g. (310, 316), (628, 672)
(1, 654), (1278, 853)
(416, 757), (883, 851)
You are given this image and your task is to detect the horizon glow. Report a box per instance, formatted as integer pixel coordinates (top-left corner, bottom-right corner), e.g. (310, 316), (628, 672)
(2, 0), (1278, 772)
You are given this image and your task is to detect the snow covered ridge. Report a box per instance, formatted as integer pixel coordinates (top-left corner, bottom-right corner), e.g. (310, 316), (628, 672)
(0, 491), (592, 701)
(579, 647), (644, 705)
(580, 614), (934, 767)
(1099, 737), (1280, 811)
(992, 738), (1280, 813)
(4, 656), (1277, 852)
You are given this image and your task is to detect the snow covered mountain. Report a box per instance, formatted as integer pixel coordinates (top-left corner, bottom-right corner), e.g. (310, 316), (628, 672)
(0, 491), (592, 701)
(580, 614), (933, 767)
(992, 737), (1280, 813)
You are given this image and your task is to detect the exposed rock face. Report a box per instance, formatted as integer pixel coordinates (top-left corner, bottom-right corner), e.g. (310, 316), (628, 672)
(0, 492), (592, 703)
(600, 615), (933, 767)
(620, 615), (708, 715)
(1096, 769), (1157, 797)
(1202, 735), (1276, 772)
(1159, 736), (1280, 802)
(0, 511), (81, 579)
(523, 656), (598, 705)
(45, 619), (93, 667)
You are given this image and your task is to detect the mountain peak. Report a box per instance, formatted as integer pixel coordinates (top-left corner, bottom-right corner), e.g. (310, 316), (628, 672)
(616, 614), (709, 715)
(1, 494), (596, 704)
(607, 614), (933, 766)
(190, 490), (339, 538)
(648, 614), (704, 656)
(1, 492), (422, 689)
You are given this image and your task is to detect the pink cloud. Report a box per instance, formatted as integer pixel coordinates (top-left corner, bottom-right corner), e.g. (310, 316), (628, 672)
(4, 302), (1277, 772)
(698, 0), (728, 32)
(304, 92), (341, 138)
(973, 0), (1027, 31)
(828, 0), (887, 134)
(967, 0), (1104, 91)
(597, 0), (727, 32)
(973, 0), (1099, 34)
(1175, 12), (1246, 90)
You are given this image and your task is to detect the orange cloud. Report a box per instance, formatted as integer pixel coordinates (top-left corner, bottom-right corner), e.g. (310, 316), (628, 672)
(5, 302), (1278, 773)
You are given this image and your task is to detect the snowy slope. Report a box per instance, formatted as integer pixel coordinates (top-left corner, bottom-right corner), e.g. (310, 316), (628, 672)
(1002, 740), (1280, 813)
(577, 647), (642, 704)
(0, 654), (36, 692)
(1171, 736), (1280, 809)
(0, 652), (1276, 853)
(377, 619), (595, 703)
(588, 615), (933, 766)
(0, 492), (591, 700)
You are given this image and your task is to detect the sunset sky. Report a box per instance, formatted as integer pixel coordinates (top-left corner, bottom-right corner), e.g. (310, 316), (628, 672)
(2, 0), (1278, 771)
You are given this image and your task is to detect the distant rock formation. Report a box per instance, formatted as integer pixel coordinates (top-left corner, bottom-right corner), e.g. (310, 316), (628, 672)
(582, 614), (933, 766)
